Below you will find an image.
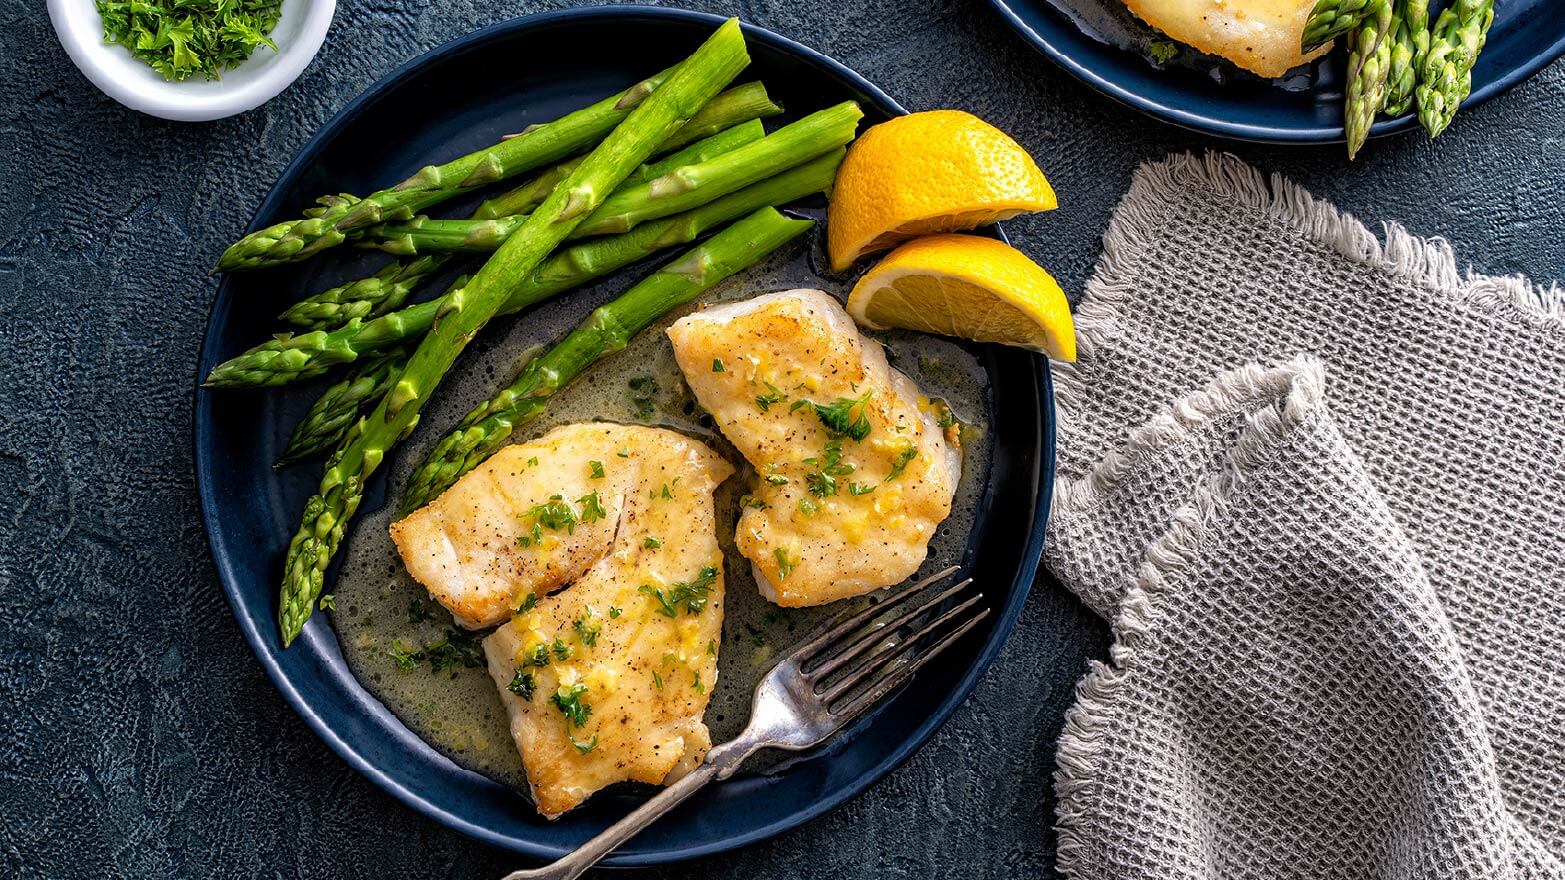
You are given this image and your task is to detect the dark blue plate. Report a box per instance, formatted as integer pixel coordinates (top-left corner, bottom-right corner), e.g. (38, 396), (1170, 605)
(194, 6), (1056, 866)
(986, 0), (1565, 142)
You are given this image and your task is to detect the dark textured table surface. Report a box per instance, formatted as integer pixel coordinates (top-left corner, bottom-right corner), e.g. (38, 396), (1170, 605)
(3, 0), (1561, 876)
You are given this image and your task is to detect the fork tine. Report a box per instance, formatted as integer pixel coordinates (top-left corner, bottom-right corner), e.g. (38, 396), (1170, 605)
(790, 565), (961, 664)
(807, 578), (974, 683)
(818, 590), (984, 704)
(829, 604), (992, 724)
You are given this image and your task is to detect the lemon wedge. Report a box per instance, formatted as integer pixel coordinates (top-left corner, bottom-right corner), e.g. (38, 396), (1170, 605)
(826, 110), (1057, 272)
(846, 234), (1075, 361)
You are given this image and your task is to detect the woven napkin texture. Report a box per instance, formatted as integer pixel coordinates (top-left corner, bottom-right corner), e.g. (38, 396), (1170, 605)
(1045, 152), (1565, 880)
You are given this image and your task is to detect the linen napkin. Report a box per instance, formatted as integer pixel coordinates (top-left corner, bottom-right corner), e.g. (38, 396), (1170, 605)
(1045, 152), (1565, 880)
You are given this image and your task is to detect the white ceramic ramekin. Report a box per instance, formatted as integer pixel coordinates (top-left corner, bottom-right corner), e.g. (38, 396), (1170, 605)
(48, 0), (335, 122)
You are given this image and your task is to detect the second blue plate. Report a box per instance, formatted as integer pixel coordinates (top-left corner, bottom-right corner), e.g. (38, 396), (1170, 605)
(987, 0), (1565, 143)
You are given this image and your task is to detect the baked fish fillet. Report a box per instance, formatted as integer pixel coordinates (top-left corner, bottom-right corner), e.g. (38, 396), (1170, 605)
(667, 289), (961, 607)
(393, 423), (732, 817)
(1123, 0), (1328, 78)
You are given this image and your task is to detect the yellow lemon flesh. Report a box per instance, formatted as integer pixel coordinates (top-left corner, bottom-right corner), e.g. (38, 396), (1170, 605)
(847, 234), (1076, 361)
(826, 110), (1057, 272)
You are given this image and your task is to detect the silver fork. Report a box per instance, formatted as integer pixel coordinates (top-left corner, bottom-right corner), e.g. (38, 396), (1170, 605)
(501, 565), (986, 880)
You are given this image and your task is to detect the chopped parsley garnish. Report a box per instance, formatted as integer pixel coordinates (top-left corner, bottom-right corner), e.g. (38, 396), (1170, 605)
(577, 491), (607, 523)
(813, 390), (873, 441)
(527, 456), (540, 467)
(653, 670), (665, 690)
(743, 622), (767, 646)
(798, 497), (818, 516)
(658, 483), (674, 500)
(617, 447), (631, 458)
(934, 400), (959, 430)
(805, 438), (855, 497)
(1148, 38), (1181, 64)
(506, 669), (536, 700)
(706, 639), (717, 655)
(823, 439), (855, 475)
(526, 495), (578, 533)
(388, 629), (485, 675)
(675, 566), (719, 614)
(516, 593), (539, 615)
(887, 444), (918, 480)
(552, 638), (573, 661)
(95, 0), (282, 83)
(421, 629), (485, 674)
(551, 683), (591, 727)
(639, 565), (719, 617)
(551, 682), (596, 752)
(629, 375), (659, 420)
(526, 643), (551, 667)
(764, 474), (789, 485)
(588, 460), (605, 479)
(573, 612), (601, 647)
(639, 585), (678, 617)
(608, 606), (622, 619)
(754, 382), (788, 412)
(318, 593), (335, 611)
(643, 536), (662, 550)
(849, 482), (877, 495)
(692, 672), (705, 693)
(388, 641), (419, 671)
(806, 470), (837, 497)
(407, 599), (434, 624)
(774, 547), (796, 580)
(740, 494), (768, 510)
(712, 358), (726, 373)
(788, 399), (810, 412)
(515, 521), (542, 548)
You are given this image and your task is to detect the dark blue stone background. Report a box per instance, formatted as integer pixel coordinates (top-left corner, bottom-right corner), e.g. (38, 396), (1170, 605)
(3, 0), (1561, 876)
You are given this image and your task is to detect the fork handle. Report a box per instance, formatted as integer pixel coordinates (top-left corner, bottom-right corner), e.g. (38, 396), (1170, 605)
(500, 734), (762, 880)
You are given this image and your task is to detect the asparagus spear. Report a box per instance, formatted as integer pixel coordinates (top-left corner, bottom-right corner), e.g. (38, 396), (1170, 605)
(572, 101), (861, 237)
(278, 255), (450, 330)
(204, 150), (843, 388)
(631, 79), (777, 154)
(362, 103), (858, 256)
(398, 207), (811, 514)
(1302, 0), (1390, 52)
(1344, 10), (1394, 158)
(633, 118), (767, 183)
(365, 119), (770, 257)
(1415, 0), (1494, 137)
(473, 85), (780, 220)
(217, 71), (768, 272)
(1381, 0), (1429, 117)
(216, 72), (667, 272)
(276, 18), (751, 646)
(278, 349), (410, 464)
(276, 103), (776, 334)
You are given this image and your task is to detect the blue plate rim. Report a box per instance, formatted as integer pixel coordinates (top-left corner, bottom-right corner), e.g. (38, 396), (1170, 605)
(193, 4), (1056, 865)
(983, 0), (1565, 143)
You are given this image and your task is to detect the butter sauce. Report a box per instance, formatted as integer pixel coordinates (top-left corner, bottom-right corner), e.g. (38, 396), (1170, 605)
(329, 228), (993, 795)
